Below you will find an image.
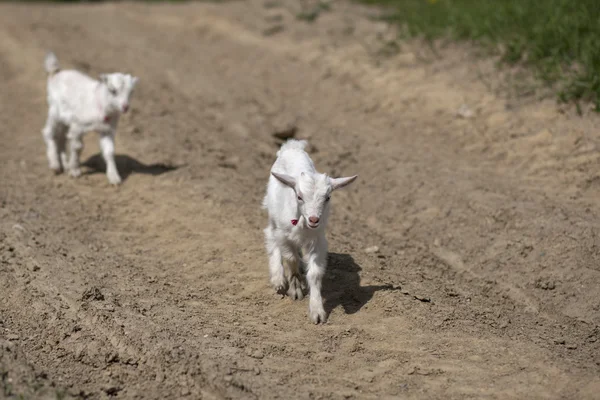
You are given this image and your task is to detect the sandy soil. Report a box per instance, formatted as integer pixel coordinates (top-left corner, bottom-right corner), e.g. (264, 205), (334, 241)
(1, 1), (600, 399)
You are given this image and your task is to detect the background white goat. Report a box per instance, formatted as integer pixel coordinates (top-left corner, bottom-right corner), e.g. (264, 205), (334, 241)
(41, 51), (139, 185)
(262, 139), (358, 324)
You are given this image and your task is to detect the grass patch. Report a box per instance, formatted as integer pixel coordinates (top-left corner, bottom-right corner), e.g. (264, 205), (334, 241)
(358, 0), (600, 111)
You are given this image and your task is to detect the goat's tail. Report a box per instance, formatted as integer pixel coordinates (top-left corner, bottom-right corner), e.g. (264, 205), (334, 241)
(44, 51), (60, 76)
(276, 139), (308, 157)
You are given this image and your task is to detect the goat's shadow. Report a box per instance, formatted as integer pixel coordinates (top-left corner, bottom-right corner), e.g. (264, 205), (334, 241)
(322, 253), (400, 316)
(82, 153), (180, 182)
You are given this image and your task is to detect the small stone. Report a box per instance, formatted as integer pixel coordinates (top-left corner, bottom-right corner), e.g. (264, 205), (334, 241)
(74, 347), (85, 361)
(104, 386), (121, 396)
(1, 340), (14, 351)
(566, 343), (578, 350)
(535, 279), (556, 291)
(81, 287), (104, 301)
(315, 352), (333, 362)
(128, 126), (141, 135)
(7, 334), (19, 341)
(456, 104), (475, 119)
(271, 122), (297, 140)
(253, 367), (261, 375)
(105, 352), (119, 363)
(251, 350), (264, 359)
(364, 246), (379, 254)
(125, 357), (138, 365)
(104, 304), (115, 312)
(218, 159), (238, 170)
(12, 224), (25, 232)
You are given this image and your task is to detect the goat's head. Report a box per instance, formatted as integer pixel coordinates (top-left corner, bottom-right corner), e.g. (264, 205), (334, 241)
(99, 73), (139, 114)
(272, 171), (358, 229)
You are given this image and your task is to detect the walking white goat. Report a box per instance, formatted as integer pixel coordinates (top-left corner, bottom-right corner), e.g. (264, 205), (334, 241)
(262, 139), (358, 323)
(41, 51), (139, 185)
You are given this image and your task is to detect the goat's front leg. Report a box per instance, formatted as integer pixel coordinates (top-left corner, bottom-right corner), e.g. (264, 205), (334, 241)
(305, 235), (328, 324)
(67, 126), (84, 178)
(265, 225), (286, 294)
(99, 131), (121, 185)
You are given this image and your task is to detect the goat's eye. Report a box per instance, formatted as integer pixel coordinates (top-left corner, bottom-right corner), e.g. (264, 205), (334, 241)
(297, 195), (303, 201)
(325, 196), (331, 202)
(108, 87), (117, 95)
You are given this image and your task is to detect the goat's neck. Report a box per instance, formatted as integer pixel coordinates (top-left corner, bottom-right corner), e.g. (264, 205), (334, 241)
(95, 84), (116, 122)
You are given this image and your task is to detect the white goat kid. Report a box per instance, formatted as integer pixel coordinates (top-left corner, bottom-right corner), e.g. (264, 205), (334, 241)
(263, 139), (358, 324)
(42, 51), (139, 185)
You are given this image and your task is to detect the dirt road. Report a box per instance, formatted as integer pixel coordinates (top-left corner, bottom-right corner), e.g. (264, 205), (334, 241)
(1, 1), (600, 399)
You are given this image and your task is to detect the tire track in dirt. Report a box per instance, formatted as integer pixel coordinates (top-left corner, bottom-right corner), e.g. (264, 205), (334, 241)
(1, 2), (600, 399)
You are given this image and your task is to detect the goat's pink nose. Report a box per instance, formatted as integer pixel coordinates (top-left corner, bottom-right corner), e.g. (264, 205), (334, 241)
(309, 216), (320, 224)
(122, 104), (129, 113)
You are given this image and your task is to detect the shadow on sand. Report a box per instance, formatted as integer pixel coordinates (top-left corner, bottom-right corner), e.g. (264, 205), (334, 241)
(82, 153), (180, 182)
(323, 252), (401, 316)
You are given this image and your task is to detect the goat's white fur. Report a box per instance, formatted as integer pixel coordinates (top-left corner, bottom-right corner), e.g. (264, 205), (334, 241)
(262, 139), (358, 324)
(41, 51), (139, 185)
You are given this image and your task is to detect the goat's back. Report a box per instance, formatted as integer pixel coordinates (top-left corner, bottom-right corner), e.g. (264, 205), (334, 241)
(271, 140), (316, 177)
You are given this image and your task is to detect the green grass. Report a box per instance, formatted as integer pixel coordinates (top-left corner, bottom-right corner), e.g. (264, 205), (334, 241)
(358, 0), (600, 111)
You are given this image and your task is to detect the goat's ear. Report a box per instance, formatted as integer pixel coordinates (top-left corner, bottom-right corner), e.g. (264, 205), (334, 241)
(131, 76), (139, 87)
(99, 74), (108, 84)
(330, 175), (358, 190)
(271, 172), (296, 188)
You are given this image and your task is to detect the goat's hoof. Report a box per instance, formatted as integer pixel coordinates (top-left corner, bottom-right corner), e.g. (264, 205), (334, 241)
(273, 284), (287, 296)
(49, 161), (62, 174)
(309, 307), (327, 324)
(271, 277), (287, 295)
(69, 168), (82, 178)
(107, 174), (122, 185)
(287, 276), (305, 300)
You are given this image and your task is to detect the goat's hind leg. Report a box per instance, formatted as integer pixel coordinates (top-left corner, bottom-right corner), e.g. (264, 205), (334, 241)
(41, 112), (62, 174)
(55, 124), (68, 172)
(284, 250), (305, 300)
